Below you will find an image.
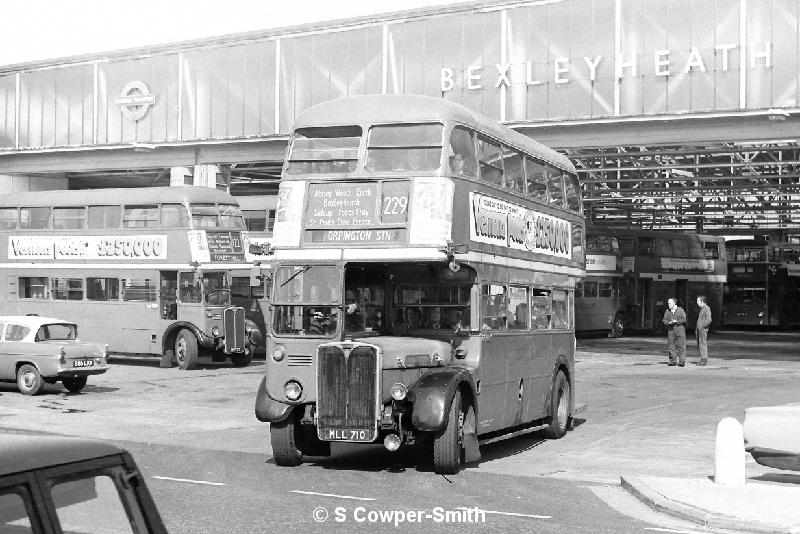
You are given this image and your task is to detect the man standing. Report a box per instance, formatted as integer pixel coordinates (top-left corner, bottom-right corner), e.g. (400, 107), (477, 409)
(662, 298), (687, 367)
(695, 295), (712, 366)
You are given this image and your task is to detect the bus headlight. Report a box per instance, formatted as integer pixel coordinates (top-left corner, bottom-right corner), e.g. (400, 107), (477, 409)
(272, 345), (286, 362)
(390, 383), (408, 401)
(284, 380), (302, 401)
(211, 326), (220, 337)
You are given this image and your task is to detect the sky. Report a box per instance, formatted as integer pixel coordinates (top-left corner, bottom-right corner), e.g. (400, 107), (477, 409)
(1, 0), (467, 67)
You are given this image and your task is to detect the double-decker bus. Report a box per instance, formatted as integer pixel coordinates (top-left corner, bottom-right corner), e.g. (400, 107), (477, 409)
(580, 228), (726, 333)
(575, 233), (625, 337)
(253, 95), (585, 474)
(723, 239), (800, 327)
(0, 186), (260, 370)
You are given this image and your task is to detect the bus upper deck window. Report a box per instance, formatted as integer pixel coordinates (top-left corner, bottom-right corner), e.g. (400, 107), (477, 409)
(20, 207), (51, 229)
(287, 126), (361, 175)
(123, 205), (159, 228)
(525, 158), (548, 201)
(52, 207), (86, 230)
(367, 124), (443, 173)
(191, 204), (218, 228)
(477, 137), (503, 186)
(704, 242), (720, 259)
(161, 204), (189, 228)
(564, 174), (582, 212)
(546, 168), (565, 207)
(88, 206), (121, 229)
(501, 148), (524, 193)
(218, 204), (246, 229)
(0, 208), (17, 229)
(448, 126), (477, 177)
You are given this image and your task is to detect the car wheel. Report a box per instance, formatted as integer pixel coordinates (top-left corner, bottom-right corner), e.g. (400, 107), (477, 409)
(174, 329), (199, 371)
(543, 371), (571, 439)
(433, 389), (465, 475)
(270, 410), (303, 467)
(62, 376), (88, 393)
(231, 344), (254, 367)
(610, 314), (625, 338)
(17, 364), (44, 396)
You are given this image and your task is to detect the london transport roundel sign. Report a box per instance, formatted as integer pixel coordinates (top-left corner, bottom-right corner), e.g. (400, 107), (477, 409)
(116, 81), (156, 121)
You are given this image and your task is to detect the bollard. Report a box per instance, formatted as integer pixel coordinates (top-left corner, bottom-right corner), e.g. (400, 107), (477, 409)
(714, 417), (745, 486)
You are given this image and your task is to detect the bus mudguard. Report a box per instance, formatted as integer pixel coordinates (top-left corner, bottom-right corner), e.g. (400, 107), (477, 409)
(161, 322), (216, 354)
(409, 367), (477, 432)
(255, 376), (293, 423)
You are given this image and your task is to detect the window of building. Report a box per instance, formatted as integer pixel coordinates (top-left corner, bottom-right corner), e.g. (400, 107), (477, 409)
(52, 207), (86, 229)
(161, 203), (189, 228)
(88, 205), (121, 229)
(508, 285), (529, 330)
(123, 205), (159, 228)
(51, 278), (84, 300)
(19, 207), (50, 229)
(477, 137), (503, 186)
(547, 168), (565, 207)
(87, 278), (120, 301)
(121, 279), (157, 302)
(448, 126), (477, 177)
(525, 158), (548, 201)
(0, 208), (17, 229)
(19, 277), (48, 299)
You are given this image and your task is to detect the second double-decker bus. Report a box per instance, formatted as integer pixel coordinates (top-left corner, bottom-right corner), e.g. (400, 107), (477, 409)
(575, 233), (625, 337)
(723, 239), (800, 327)
(254, 94), (585, 474)
(0, 186), (260, 370)
(577, 227), (726, 334)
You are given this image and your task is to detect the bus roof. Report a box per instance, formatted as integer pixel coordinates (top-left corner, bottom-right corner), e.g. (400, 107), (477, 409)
(0, 186), (239, 208)
(293, 94), (576, 173)
(0, 434), (124, 476)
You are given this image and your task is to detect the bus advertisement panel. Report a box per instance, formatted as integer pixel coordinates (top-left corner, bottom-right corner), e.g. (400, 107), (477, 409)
(253, 95), (585, 474)
(0, 186), (261, 370)
(724, 240), (800, 327)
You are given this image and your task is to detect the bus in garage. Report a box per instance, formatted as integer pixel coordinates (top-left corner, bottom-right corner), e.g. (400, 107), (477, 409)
(254, 94), (585, 474)
(723, 239), (800, 328)
(575, 233), (625, 337)
(0, 186), (260, 370)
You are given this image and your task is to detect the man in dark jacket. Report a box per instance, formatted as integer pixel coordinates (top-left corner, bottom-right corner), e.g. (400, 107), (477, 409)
(695, 295), (712, 366)
(662, 298), (687, 366)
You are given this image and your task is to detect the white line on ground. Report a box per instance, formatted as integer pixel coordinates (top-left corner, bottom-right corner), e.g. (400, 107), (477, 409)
(152, 476), (226, 486)
(290, 490), (376, 501)
(455, 506), (551, 519)
(643, 527), (706, 533)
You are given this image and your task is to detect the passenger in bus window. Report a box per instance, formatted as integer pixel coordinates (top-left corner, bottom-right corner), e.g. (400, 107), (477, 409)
(404, 307), (422, 329)
(428, 307), (443, 329)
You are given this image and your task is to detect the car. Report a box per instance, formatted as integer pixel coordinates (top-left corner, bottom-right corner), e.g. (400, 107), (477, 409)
(0, 433), (167, 533)
(743, 404), (800, 471)
(0, 315), (108, 395)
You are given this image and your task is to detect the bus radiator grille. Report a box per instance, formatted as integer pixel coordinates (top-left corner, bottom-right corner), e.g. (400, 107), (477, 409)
(316, 345), (378, 441)
(224, 307), (246, 353)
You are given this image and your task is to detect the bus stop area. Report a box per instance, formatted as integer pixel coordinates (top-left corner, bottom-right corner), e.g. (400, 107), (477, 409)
(1, 328), (798, 532)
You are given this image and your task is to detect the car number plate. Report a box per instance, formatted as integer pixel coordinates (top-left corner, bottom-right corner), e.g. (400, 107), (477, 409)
(73, 360), (94, 368)
(321, 428), (373, 442)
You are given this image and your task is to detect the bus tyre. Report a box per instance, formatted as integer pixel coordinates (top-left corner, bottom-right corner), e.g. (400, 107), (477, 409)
(433, 389), (465, 475)
(231, 344), (254, 367)
(62, 376), (88, 394)
(17, 364), (44, 396)
(270, 410), (303, 467)
(544, 371), (571, 439)
(175, 330), (199, 371)
(611, 314), (625, 338)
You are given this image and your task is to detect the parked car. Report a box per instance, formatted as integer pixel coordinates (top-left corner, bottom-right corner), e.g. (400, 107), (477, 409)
(743, 404), (800, 471)
(0, 433), (167, 532)
(0, 316), (108, 395)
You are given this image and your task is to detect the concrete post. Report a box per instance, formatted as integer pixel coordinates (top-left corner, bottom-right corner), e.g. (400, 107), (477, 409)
(714, 417), (745, 486)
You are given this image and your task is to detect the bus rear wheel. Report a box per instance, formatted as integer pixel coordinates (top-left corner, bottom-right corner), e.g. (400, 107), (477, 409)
(610, 314), (625, 338)
(175, 330), (199, 371)
(433, 390), (465, 475)
(231, 344), (254, 367)
(543, 371), (571, 439)
(62, 376), (88, 393)
(270, 410), (303, 467)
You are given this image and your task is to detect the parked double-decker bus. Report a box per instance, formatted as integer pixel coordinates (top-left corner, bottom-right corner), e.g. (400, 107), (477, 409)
(575, 233), (625, 337)
(723, 239), (800, 327)
(0, 186), (260, 370)
(583, 228), (726, 333)
(253, 95), (585, 474)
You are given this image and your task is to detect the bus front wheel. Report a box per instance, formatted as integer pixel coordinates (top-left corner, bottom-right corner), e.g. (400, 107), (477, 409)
(543, 371), (571, 439)
(175, 330), (199, 371)
(433, 390), (466, 475)
(270, 411), (303, 467)
(610, 314), (625, 338)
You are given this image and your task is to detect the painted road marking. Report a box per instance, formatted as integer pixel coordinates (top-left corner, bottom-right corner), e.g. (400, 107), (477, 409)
(455, 506), (551, 519)
(152, 476), (226, 486)
(291, 490), (376, 501)
(643, 528), (707, 533)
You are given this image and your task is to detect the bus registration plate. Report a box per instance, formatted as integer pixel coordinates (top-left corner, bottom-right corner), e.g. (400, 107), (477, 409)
(323, 428), (373, 442)
(73, 360), (94, 368)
